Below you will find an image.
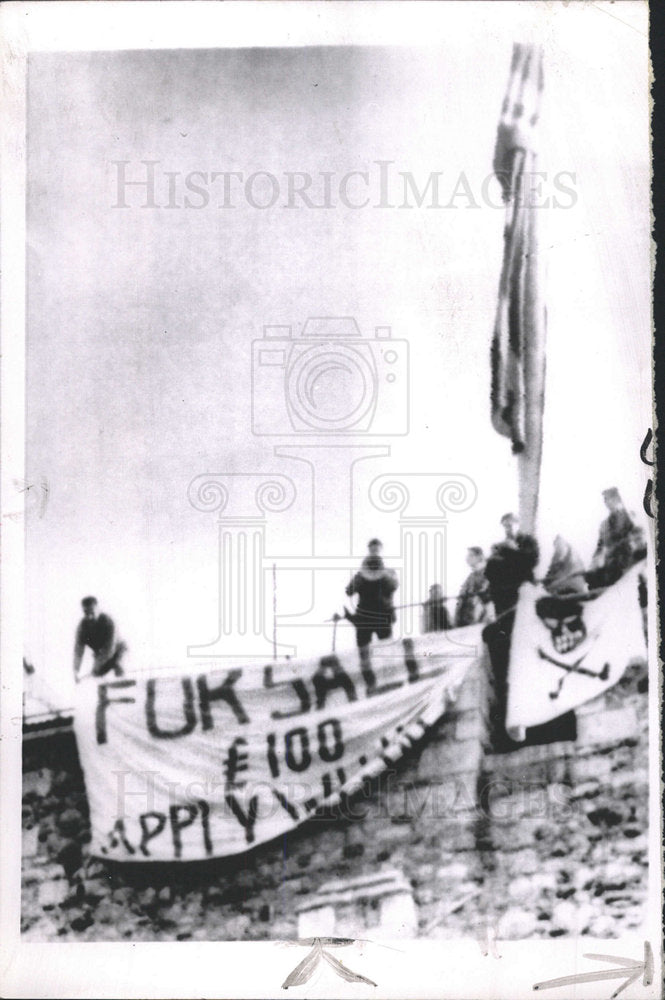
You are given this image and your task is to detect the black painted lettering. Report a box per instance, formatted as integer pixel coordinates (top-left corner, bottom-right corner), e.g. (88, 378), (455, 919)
(359, 645), (404, 698)
(198, 799), (213, 856)
(225, 792), (259, 844)
(139, 811), (167, 856)
(197, 669), (249, 729)
(273, 788), (299, 820)
(263, 665), (311, 719)
(96, 680), (136, 745)
(317, 718), (344, 762)
(169, 803), (197, 859)
(285, 726), (312, 772)
(266, 732), (280, 778)
(312, 655), (357, 710)
(146, 678), (196, 739)
(224, 737), (249, 788)
(100, 817), (136, 855)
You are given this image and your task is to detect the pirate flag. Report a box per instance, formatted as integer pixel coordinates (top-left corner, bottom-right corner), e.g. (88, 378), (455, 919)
(506, 562), (646, 733)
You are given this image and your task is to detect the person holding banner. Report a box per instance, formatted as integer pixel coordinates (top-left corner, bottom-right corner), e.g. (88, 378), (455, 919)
(543, 535), (587, 596)
(455, 547), (493, 627)
(423, 583), (450, 633)
(345, 539), (399, 648)
(485, 517), (540, 616)
(73, 596), (127, 682)
(587, 488), (647, 588)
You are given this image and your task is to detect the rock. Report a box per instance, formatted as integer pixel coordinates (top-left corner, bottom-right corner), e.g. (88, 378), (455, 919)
(51, 770), (76, 793)
(267, 919), (295, 940)
(70, 910), (94, 932)
(83, 858), (109, 880)
(113, 886), (134, 905)
(22, 826), (40, 859)
(83, 879), (111, 904)
(572, 865), (595, 890)
(508, 849), (539, 875)
(551, 900), (580, 933)
(56, 838), (82, 878)
(38, 879), (68, 910)
(93, 899), (117, 924)
(224, 915), (252, 939)
(157, 885), (172, 904)
(62, 882), (86, 908)
(587, 806), (624, 828)
(139, 887), (158, 909)
(436, 862), (469, 882)
(531, 872), (557, 893)
(23, 769), (53, 798)
(588, 914), (618, 937)
(57, 808), (84, 837)
(508, 876), (535, 903)
(342, 842), (364, 859)
(497, 907), (538, 939)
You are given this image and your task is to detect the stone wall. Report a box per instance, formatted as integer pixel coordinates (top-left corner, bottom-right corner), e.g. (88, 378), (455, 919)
(21, 657), (649, 942)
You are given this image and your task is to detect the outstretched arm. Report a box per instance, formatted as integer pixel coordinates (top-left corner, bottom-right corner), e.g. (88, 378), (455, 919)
(73, 623), (84, 678)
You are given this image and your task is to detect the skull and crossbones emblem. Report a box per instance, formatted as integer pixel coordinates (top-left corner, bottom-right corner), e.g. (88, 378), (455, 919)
(536, 595), (587, 654)
(535, 595), (608, 699)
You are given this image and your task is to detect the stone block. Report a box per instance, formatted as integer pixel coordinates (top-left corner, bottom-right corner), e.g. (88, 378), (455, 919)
(450, 676), (482, 713)
(22, 826), (40, 859)
(436, 861), (471, 883)
(506, 848), (540, 876)
(23, 769), (52, 799)
(454, 711), (487, 742)
(570, 755), (614, 783)
(497, 907), (538, 939)
(379, 889), (418, 938)
(577, 706), (639, 746)
(38, 879), (68, 910)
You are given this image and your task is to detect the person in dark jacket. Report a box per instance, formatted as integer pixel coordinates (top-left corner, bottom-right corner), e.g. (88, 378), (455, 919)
(73, 596), (126, 681)
(483, 517), (575, 751)
(485, 522), (540, 616)
(345, 539), (399, 648)
(422, 583), (450, 633)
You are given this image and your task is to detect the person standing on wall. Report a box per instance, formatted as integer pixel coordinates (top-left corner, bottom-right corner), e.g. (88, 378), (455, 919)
(73, 596), (127, 681)
(455, 547), (493, 627)
(345, 539), (399, 648)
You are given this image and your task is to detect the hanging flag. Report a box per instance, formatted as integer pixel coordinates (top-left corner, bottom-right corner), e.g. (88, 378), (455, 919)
(506, 563), (646, 733)
(490, 43), (546, 533)
(74, 627), (482, 862)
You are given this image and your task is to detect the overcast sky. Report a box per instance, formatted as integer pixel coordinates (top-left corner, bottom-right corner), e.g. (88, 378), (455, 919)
(24, 4), (651, 707)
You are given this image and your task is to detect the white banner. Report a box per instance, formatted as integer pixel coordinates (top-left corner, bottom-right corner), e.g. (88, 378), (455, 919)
(74, 628), (482, 862)
(506, 563), (647, 733)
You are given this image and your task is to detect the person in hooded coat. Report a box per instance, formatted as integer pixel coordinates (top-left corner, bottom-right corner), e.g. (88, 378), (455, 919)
(543, 535), (588, 595)
(345, 539), (399, 648)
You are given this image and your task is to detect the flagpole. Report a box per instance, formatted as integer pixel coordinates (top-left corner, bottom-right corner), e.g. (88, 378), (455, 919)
(518, 181), (546, 536)
(491, 43), (546, 537)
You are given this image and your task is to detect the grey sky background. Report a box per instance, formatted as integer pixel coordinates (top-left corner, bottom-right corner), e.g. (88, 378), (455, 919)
(25, 14), (650, 704)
